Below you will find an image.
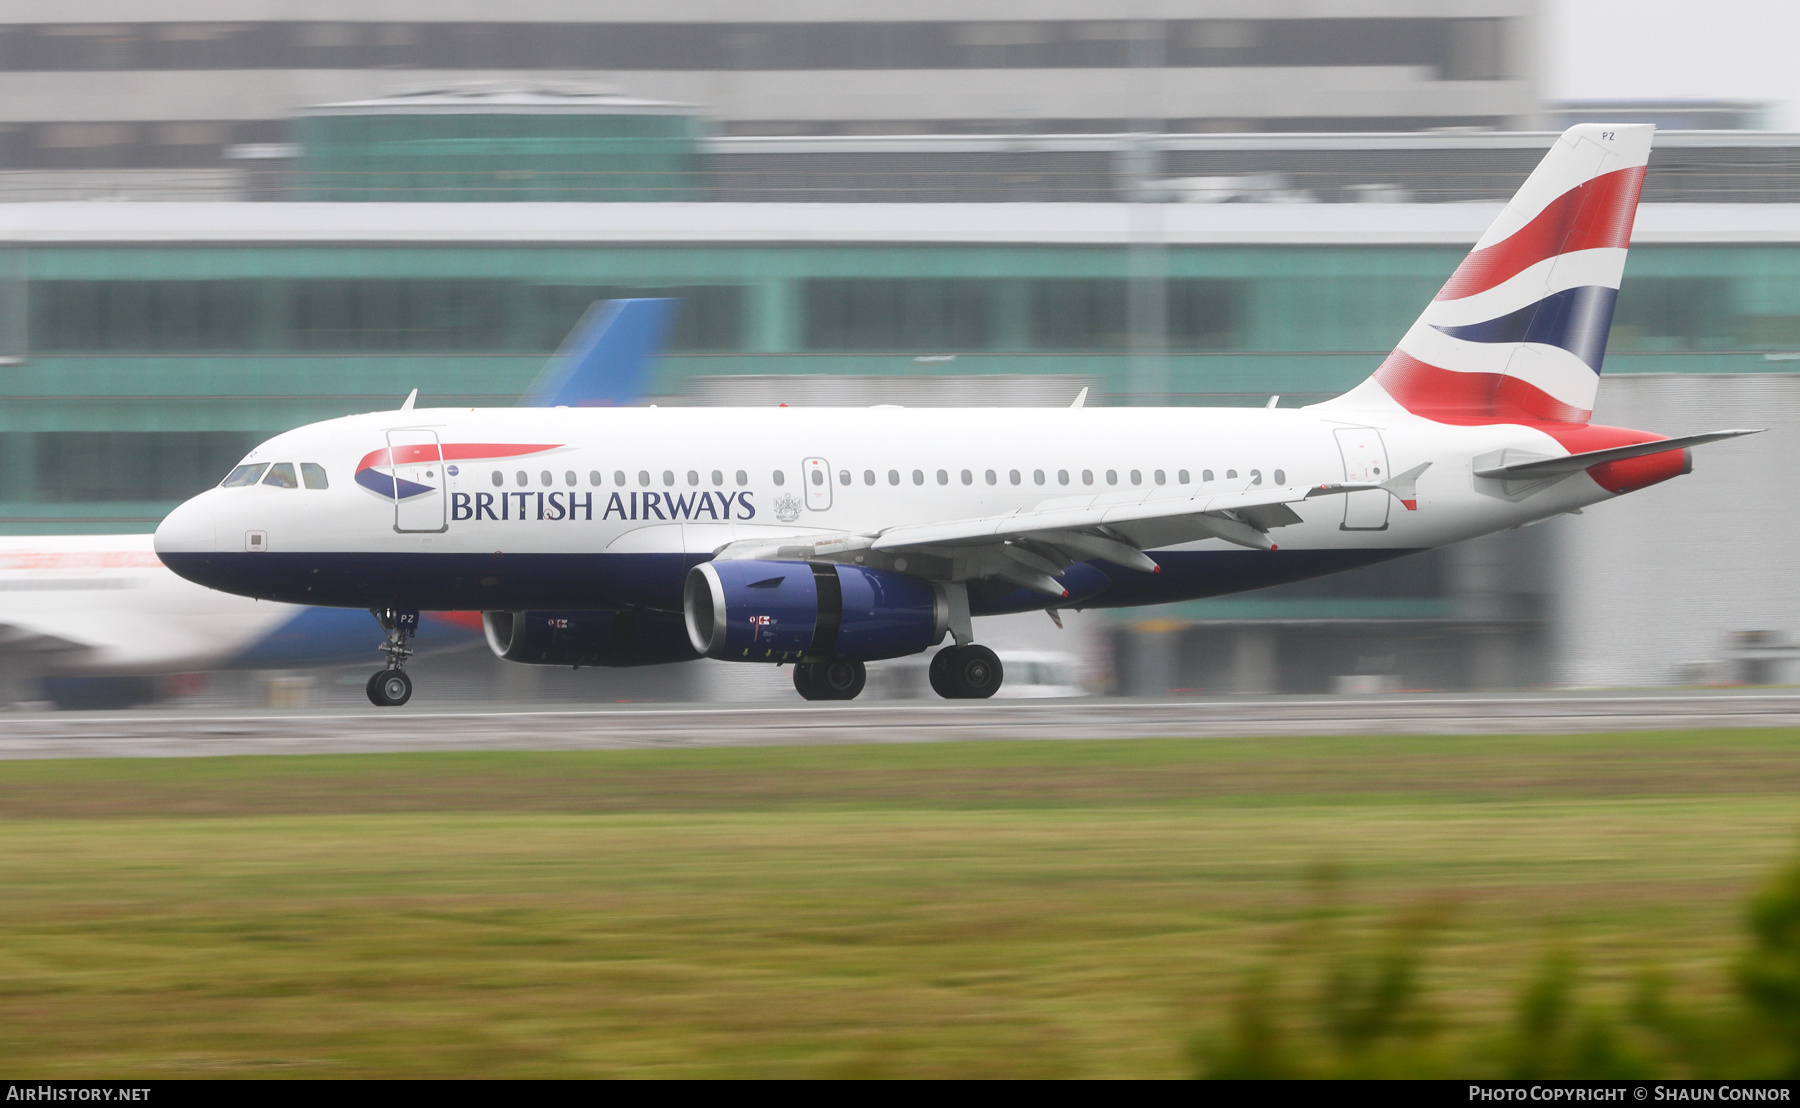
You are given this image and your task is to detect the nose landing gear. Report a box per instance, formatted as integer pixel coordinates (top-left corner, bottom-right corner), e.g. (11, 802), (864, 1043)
(367, 607), (418, 707)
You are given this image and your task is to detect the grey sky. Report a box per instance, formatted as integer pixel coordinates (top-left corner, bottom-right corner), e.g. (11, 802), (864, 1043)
(1546, 0), (1800, 127)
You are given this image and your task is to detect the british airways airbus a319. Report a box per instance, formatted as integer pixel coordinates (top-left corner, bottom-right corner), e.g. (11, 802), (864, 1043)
(155, 125), (1759, 706)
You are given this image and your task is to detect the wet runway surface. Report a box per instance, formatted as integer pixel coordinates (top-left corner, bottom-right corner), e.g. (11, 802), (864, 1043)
(1, 690), (1797, 760)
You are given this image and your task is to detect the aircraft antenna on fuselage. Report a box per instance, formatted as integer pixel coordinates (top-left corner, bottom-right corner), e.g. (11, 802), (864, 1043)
(400, 388), (418, 411)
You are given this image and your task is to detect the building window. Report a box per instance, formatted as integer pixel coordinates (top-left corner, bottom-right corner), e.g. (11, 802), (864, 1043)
(39, 431), (260, 503)
(801, 278), (991, 351)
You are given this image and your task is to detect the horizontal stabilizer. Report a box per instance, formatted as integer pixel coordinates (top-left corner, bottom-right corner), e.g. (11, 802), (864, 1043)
(1473, 430), (1764, 480)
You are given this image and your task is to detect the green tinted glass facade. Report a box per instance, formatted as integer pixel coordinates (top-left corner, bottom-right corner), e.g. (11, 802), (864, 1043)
(4, 238), (1798, 532)
(296, 111), (705, 201)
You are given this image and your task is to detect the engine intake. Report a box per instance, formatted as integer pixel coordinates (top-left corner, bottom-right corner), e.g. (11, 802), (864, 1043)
(483, 608), (700, 667)
(684, 560), (946, 662)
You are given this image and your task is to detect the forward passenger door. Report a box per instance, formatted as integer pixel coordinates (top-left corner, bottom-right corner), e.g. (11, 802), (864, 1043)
(387, 428), (447, 533)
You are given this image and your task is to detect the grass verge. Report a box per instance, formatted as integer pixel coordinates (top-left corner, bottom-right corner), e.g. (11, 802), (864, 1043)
(0, 730), (1796, 1077)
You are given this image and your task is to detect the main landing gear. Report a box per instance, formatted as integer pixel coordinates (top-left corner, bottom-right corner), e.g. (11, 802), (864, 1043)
(366, 606), (419, 707)
(793, 658), (866, 701)
(929, 644), (1004, 699)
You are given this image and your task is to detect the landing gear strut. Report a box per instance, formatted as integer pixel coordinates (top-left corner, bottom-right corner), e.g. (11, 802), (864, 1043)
(367, 607), (419, 707)
(794, 658), (866, 701)
(929, 644), (1004, 699)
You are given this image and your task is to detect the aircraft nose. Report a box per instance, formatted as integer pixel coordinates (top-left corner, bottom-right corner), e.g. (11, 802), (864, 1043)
(154, 494), (217, 560)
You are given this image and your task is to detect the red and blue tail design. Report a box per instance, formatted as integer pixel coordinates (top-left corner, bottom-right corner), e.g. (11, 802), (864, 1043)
(1325, 124), (1653, 426)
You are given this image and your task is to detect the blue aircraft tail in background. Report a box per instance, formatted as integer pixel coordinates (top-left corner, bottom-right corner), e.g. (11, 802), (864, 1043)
(523, 298), (677, 407)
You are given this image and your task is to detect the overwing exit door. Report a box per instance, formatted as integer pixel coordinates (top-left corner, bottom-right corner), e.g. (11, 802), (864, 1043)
(1333, 427), (1390, 531)
(802, 457), (832, 511)
(387, 428), (447, 533)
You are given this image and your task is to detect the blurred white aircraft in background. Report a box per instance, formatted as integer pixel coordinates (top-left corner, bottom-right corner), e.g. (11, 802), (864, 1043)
(0, 299), (674, 708)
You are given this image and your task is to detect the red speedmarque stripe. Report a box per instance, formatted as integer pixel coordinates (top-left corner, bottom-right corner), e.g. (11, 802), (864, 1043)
(355, 443), (561, 472)
(1373, 350), (1592, 424)
(1434, 165), (1646, 302)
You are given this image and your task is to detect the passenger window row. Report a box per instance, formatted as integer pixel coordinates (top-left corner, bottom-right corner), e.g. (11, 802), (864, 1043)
(221, 461), (329, 489)
(485, 465), (1288, 490)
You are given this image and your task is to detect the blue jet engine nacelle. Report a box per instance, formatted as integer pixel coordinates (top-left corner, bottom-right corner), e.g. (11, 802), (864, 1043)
(684, 560), (948, 663)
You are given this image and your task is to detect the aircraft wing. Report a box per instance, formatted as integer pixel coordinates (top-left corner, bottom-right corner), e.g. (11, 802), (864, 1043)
(711, 465), (1429, 599)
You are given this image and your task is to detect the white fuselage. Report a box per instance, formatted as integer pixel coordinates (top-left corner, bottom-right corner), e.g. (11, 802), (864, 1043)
(153, 404), (1629, 620)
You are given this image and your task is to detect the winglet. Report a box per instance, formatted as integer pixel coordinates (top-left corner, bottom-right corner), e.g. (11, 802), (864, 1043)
(1306, 461), (1432, 510)
(1070, 387), (1088, 409)
(399, 388), (418, 411)
(1382, 462), (1432, 511)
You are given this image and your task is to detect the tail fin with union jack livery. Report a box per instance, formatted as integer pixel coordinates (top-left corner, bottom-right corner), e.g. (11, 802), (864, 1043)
(1321, 123), (1653, 426)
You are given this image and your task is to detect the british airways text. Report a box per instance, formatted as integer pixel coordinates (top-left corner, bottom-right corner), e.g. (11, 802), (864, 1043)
(450, 490), (756, 523)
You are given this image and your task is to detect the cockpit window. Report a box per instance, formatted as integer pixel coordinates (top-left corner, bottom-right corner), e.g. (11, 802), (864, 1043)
(300, 463), (329, 490)
(262, 462), (299, 489)
(222, 463), (268, 488)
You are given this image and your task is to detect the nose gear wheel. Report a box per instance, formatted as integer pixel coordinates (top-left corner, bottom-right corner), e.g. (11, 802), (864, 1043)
(366, 606), (419, 708)
(367, 669), (413, 707)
